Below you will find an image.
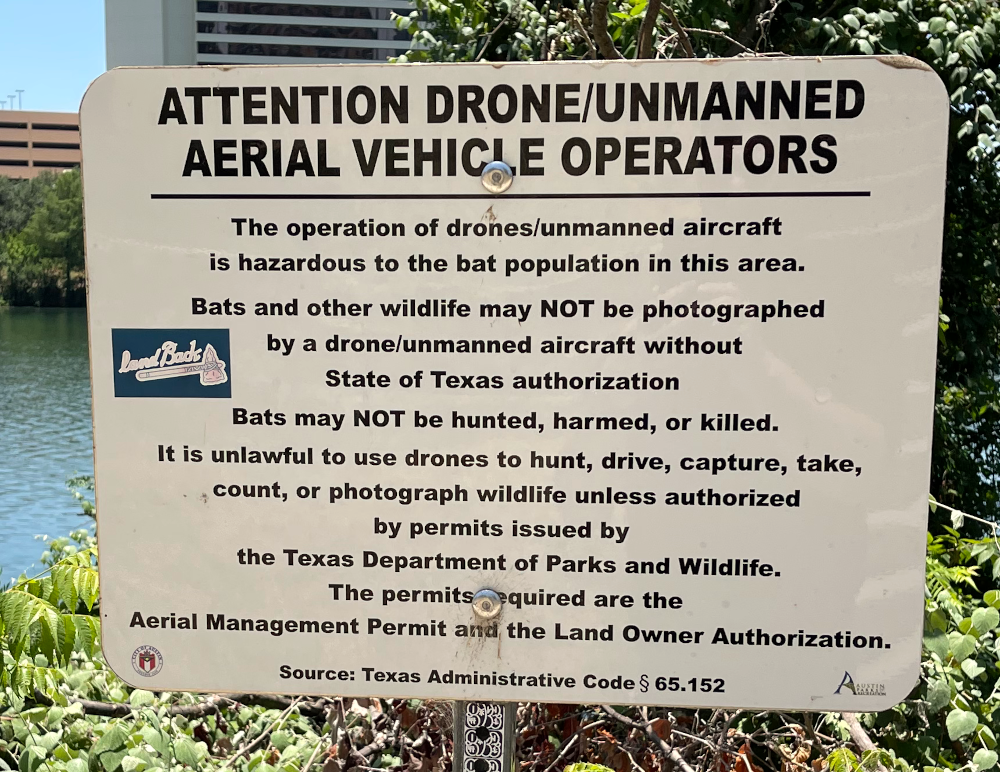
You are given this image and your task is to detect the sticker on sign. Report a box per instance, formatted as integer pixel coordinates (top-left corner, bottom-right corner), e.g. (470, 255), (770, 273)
(80, 57), (947, 711)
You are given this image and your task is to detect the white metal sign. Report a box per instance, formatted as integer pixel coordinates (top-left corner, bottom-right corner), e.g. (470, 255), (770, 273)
(81, 58), (947, 710)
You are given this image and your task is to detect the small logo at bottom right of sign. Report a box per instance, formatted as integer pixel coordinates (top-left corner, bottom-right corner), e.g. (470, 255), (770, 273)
(835, 671), (886, 697)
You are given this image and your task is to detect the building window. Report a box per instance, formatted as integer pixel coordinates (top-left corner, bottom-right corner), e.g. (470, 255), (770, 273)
(30, 123), (79, 132)
(197, 2), (397, 20)
(198, 41), (408, 58)
(32, 142), (81, 150)
(197, 21), (408, 40)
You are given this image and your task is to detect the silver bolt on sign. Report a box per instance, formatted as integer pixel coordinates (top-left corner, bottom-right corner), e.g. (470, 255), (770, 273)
(481, 161), (513, 194)
(453, 701), (516, 772)
(472, 589), (503, 621)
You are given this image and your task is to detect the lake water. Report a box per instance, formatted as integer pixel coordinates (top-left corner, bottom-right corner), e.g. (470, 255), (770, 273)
(0, 308), (94, 579)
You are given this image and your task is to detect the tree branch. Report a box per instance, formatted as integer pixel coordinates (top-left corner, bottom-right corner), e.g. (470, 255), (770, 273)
(474, 8), (515, 62)
(682, 27), (750, 53)
(725, 0), (771, 55)
(31, 690), (327, 719)
(573, 13), (597, 59)
(601, 705), (697, 772)
(842, 713), (889, 772)
(663, 5), (695, 57)
(637, 0), (663, 58)
(542, 719), (606, 772)
(592, 0), (623, 59)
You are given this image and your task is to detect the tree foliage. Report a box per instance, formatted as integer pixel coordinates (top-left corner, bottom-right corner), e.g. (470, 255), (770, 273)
(0, 176), (50, 236)
(395, 0), (1000, 520)
(0, 170), (85, 307)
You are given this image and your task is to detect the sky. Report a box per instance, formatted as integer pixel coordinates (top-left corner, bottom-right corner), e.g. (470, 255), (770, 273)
(0, 0), (105, 114)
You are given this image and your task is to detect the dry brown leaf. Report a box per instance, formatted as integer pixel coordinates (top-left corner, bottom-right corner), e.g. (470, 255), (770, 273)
(734, 742), (764, 772)
(321, 756), (343, 772)
(650, 717), (672, 741)
(778, 724), (813, 772)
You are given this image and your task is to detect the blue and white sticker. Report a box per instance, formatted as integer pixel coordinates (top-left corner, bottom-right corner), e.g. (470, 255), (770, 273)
(112, 329), (231, 398)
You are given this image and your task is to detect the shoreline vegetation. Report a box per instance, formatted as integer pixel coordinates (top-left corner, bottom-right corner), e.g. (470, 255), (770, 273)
(0, 170), (85, 308)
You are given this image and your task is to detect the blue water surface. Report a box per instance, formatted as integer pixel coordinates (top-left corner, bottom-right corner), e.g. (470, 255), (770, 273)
(0, 307), (94, 578)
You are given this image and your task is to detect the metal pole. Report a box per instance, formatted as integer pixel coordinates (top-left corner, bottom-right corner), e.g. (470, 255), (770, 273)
(15, 90), (23, 109)
(455, 589), (516, 771)
(453, 701), (517, 772)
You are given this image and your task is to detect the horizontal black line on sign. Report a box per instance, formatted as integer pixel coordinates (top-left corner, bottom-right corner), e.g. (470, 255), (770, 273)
(150, 191), (872, 201)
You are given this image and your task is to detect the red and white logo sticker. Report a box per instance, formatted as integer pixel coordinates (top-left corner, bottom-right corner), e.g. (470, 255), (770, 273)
(132, 645), (163, 677)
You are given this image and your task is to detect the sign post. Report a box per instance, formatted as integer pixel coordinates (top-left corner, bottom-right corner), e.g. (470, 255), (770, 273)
(81, 57), (948, 715)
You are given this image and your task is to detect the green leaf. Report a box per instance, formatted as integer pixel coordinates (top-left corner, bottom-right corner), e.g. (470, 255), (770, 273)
(975, 750), (999, 771)
(22, 746), (48, 772)
(949, 632), (977, 661)
(100, 749), (128, 772)
(128, 690), (155, 708)
(986, 590), (1000, 609)
(856, 38), (874, 54)
(973, 606), (1000, 632)
(961, 658), (985, 679)
(566, 766), (616, 772)
(928, 16), (948, 33)
(139, 725), (167, 757)
(271, 731), (293, 751)
(173, 738), (202, 768)
(844, 14), (860, 29)
(92, 724), (128, 757)
(978, 104), (998, 123)
(120, 757), (145, 772)
(927, 678), (951, 711)
(946, 708), (979, 740)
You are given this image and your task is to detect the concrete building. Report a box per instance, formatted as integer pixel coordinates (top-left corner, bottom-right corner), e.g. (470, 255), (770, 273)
(0, 111), (81, 179)
(106, 0), (413, 68)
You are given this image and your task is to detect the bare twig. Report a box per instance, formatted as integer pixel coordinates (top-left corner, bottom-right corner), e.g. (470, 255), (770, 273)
(672, 728), (720, 752)
(541, 719), (606, 772)
(682, 27), (751, 53)
(663, 5), (695, 57)
(602, 704), (697, 772)
(301, 739), (327, 772)
(842, 713), (889, 772)
(753, 0), (782, 50)
(474, 6), (516, 62)
(637, 0), (663, 58)
(592, 0), (623, 59)
(573, 13), (597, 58)
(656, 31), (679, 56)
(30, 690), (326, 719)
(218, 698), (302, 770)
(725, 0), (771, 55)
